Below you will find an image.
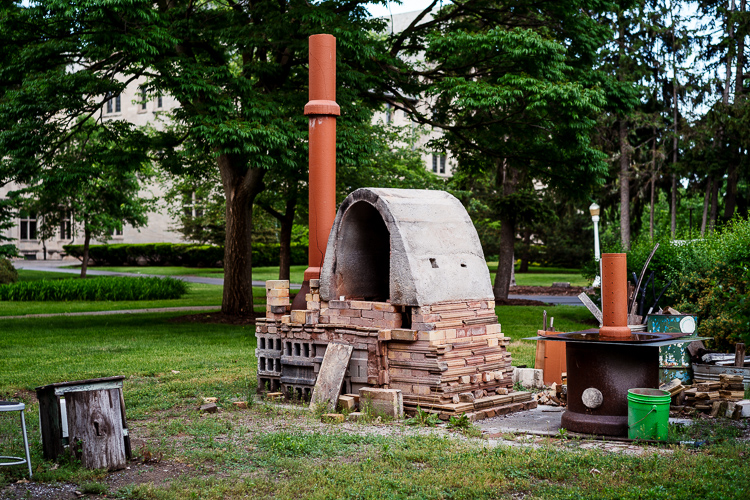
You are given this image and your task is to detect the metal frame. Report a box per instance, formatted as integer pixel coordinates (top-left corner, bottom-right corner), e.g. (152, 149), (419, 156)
(0, 401), (32, 478)
(524, 336), (711, 347)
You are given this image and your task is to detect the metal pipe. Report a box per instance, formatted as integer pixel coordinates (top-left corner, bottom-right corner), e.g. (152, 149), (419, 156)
(304, 34), (340, 281)
(599, 253), (631, 338)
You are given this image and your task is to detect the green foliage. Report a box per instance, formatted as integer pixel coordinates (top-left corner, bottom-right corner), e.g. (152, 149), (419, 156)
(0, 276), (188, 302)
(80, 482), (109, 495)
(666, 218), (750, 350)
(404, 406), (441, 427)
(0, 258), (17, 285)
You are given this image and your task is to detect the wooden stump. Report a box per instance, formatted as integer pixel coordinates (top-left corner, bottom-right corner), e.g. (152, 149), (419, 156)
(66, 389), (126, 470)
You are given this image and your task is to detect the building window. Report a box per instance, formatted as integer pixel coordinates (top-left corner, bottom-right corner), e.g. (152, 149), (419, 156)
(60, 211), (72, 240)
(183, 191), (203, 218)
(105, 93), (121, 114)
(139, 86), (147, 111)
(19, 212), (37, 240)
(108, 226), (123, 237)
(385, 103), (392, 125)
(432, 154), (446, 174)
(157, 95), (163, 108)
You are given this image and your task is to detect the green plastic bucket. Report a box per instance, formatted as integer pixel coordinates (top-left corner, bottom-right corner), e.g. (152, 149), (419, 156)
(627, 388), (671, 441)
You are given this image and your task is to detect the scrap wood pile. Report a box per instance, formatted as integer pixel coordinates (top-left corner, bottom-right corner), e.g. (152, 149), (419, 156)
(661, 375), (750, 419)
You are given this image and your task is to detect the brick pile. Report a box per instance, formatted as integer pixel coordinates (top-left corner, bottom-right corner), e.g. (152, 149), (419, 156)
(255, 279), (533, 421)
(664, 374), (750, 419)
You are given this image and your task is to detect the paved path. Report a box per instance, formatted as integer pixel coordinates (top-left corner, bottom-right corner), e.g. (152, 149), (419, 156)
(13, 260), (582, 305)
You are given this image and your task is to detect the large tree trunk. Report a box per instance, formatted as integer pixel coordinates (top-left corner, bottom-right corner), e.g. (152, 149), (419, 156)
(709, 176), (721, 232)
(494, 215), (516, 300)
(80, 227), (91, 279)
(701, 178), (711, 236)
(669, 173), (677, 238)
(219, 153), (266, 316)
(619, 120), (631, 250)
(493, 161), (520, 300)
(519, 227), (531, 273)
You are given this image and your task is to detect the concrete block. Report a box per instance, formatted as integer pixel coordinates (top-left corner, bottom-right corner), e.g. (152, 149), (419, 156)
(309, 279), (320, 288)
(512, 367), (545, 389)
(359, 388), (403, 418)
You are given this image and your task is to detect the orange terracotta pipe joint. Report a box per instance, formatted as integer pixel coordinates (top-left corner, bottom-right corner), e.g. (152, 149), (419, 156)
(304, 34), (340, 281)
(599, 253), (631, 339)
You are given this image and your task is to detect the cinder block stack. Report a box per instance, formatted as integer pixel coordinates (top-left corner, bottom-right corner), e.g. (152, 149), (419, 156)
(256, 292), (532, 421)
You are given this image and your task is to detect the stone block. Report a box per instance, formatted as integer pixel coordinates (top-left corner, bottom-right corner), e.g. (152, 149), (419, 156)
(512, 367), (545, 389)
(322, 413), (345, 424)
(346, 411), (365, 422)
(378, 329), (392, 341)
(350, 300), (372, 310)
(359, 388), (403, 418)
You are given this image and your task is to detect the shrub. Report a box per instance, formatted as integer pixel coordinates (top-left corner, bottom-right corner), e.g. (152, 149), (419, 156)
(0, 258), (18, 284)
(666, 218), (750, 351)
(0, 276), (188, 301)
(62, 243), (307, 267)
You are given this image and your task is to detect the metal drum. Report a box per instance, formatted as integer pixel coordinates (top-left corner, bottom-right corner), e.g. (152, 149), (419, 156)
(647, 314), (698, 385)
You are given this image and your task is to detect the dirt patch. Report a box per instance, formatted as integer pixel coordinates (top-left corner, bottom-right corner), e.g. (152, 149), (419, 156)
(104, 460), (205, 491)
(1, 481), (79, 500)
(510, 286), (591, 297)
(170, 311), (261, 326)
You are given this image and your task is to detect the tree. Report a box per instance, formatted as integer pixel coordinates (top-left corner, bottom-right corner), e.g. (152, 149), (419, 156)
(381, 1), (633, 299)
(21, 120), (153, 277)
(0, 1), (390, 315)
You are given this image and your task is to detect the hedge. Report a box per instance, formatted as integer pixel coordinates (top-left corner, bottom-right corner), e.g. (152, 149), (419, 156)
(0, 276), (188, 301)
(62, 243), (308, 268)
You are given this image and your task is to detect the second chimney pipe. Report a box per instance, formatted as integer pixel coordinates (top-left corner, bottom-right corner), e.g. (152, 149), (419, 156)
(599, 253), (631, 338)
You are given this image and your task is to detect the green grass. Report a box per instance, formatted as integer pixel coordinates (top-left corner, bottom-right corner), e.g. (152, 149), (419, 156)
(1, 312), (748, 498)
(83, 263), (587, 287)
(496, 305), (597, 367)
(72, 264), (308, 284)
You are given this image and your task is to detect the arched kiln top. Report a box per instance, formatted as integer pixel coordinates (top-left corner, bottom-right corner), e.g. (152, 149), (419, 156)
(319, 188), (494, 306)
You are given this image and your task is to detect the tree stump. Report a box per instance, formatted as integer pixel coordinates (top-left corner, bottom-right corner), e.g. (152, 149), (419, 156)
(66, 388), (126, 470)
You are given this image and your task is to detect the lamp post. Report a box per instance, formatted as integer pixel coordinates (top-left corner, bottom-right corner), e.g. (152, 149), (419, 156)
(590, 202), (601, 287)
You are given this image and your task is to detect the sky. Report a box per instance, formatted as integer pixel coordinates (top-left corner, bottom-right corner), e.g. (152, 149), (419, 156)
(367, 1), (444, 17)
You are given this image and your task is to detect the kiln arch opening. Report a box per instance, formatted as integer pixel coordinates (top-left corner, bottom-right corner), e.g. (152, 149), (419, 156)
(332, 201), (390, 302)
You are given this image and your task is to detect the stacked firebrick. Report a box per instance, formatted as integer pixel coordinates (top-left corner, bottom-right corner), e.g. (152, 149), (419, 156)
(255, 279), (534, 420)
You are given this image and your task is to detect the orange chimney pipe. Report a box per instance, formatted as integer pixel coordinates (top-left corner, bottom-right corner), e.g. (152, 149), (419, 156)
(599, 253), (631, 338)
(304, 34), (340, 282)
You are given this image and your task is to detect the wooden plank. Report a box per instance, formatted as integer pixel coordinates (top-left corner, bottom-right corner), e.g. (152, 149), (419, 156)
(310, 343), (353, 411)
(53, 381), (123, 396)
(577, 293), (603, 324)
(66, 388), (126, 470)
(736, 343), (746, 368)
(36, 387), (64, 460)
(35, 376), (126, 391)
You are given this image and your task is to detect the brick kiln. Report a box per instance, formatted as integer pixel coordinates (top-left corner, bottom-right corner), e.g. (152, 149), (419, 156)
(256, 187), (534, 420)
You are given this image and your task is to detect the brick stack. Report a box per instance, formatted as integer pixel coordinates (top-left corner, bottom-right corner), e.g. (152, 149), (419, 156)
(665, 374), (749, 418)
(255, 283), (532, 421)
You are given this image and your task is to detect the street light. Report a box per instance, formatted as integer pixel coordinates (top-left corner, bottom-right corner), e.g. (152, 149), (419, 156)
(590, 202), (601, 287)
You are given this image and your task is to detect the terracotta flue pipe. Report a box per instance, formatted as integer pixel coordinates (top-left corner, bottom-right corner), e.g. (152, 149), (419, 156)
(599, 253), (632, 339)
(293, 35), (339, 311)
(304, 34), (339, 282)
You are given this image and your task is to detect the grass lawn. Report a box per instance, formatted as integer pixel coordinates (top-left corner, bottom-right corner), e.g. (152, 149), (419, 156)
(73, 264), (308, 284)
(82, 263), (588, 287)
(1, 312), (748, 499)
